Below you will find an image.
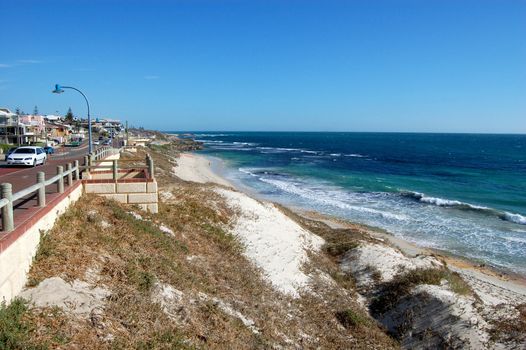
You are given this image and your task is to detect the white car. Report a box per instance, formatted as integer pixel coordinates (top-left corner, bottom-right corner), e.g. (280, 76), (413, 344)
(6, 146), (47, 167)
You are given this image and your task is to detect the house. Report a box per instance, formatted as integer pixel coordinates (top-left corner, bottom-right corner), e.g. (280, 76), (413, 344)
(129, 137), (152, 147)
(19, 115), (46, 143)
(45, 122), (73, 144)
(0, 108), (26, 145)
(44, 114), (62, 122)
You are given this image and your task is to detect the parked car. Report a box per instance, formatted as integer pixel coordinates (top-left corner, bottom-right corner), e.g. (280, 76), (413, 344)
(6, 147), (18, 157)
(43, 146), (55, 154)
(6, 146), (47, 166)
(93, 140), (100, 145)
(103, 139), (112, 146)
(65, 141), (81, 147)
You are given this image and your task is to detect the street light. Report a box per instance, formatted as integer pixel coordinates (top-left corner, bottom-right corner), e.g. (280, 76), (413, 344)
(52, 84), (93, 154)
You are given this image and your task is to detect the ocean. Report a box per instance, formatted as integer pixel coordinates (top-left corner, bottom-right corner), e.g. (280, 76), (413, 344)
(173, 132), (526, 275)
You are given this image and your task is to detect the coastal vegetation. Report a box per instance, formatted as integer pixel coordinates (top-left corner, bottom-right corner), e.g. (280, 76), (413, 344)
(2, 144), (394, 348)
(2, 138), (524, 349)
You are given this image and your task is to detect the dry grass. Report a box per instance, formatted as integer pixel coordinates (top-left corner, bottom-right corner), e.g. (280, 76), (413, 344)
(273, 204), (398, 348)
(24, 189), (281, 348)
(490, 303), (526, 344)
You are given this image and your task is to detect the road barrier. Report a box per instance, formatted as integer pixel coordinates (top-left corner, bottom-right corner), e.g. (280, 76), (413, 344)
(0, 147), (155, 232)
(0, 160), (81, 232)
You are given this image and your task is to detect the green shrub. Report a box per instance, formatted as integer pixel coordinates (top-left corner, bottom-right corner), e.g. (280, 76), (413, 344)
(324, 241), (359, 257)
(0, 298), (37, 350)
(335, 309), (370, 328)
(0, 144), (12, 153)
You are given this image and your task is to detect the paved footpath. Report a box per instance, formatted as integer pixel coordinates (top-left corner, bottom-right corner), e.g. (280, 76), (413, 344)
(0, 142), (90, 232)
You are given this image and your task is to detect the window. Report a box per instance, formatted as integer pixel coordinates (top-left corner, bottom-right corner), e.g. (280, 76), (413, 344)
(13, 148), (35, 154)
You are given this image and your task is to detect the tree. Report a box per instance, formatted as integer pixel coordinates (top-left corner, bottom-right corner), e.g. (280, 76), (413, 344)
(33, 106), (39, 115)
(15, 108), (20, 115)
(74, 120), (81, 132)
(65, 107), (74, 122)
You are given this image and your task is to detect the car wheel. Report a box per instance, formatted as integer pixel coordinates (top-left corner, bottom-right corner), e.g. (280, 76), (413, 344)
(33, 159), (37, 167)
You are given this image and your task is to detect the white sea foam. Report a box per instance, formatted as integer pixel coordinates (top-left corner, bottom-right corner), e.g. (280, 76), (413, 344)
(404, 192), (489, 210)
(503, 212), (526, 225)
(259, 177), (408, 221)
(233, 142), (258, 146)
(197, 139), (224, 143)
(344, 153), (366, 158)
(239, 168), (259, 177)
(402, 192), (526, 225)
(502, 236), (526, 244)
(212, 147), (252, 151)
(194, 133), (231, 137)
(419, 196), (465, 207)
(256, 147), (304, 153)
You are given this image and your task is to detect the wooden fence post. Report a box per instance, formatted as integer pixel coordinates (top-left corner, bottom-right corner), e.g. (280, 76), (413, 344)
(67, 163), (73, 186)
(74, 160), (80, 180)
(112, 160), (118, 181)
(147, 155), (154, 179)
(37, 172), (46, 207)
(1, 183), (14, 232)
(57, 166), (64, 193)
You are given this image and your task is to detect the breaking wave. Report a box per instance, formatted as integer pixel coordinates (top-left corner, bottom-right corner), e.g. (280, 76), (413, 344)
(401, 191), (526, 225)
(503, 212), (526, 225)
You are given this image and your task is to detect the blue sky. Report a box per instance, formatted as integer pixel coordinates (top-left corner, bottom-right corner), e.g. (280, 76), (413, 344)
(0, 0), (525, 133)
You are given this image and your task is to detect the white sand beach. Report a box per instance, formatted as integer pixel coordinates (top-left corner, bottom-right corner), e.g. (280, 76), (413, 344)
(172, 153), (231, 187)
(172, 151), (526, 348)
(173, 152), (526, 289)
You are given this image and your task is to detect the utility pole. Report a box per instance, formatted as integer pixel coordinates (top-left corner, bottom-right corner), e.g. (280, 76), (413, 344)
(15, 110), (19, 146)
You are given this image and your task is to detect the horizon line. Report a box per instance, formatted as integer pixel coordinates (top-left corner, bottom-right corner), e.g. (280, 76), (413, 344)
(159, 130), (526, 136)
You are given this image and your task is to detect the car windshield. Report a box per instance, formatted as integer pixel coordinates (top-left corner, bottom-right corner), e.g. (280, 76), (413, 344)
(13, 148), (35, 154)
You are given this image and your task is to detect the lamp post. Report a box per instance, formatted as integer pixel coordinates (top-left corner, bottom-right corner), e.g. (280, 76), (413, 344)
(52, 84), (92, 154)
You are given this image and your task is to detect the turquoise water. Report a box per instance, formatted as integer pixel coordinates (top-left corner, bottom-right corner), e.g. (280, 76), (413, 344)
(173, 132), (526, 275)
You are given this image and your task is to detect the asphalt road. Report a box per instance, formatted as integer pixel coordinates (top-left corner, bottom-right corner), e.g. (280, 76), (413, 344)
(0, 142), (90, 193)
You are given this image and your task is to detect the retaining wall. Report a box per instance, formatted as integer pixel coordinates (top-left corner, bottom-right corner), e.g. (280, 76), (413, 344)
(84, 177), (158, 213)
(96, 153), (120, 167)
(0, 182), (83, 304)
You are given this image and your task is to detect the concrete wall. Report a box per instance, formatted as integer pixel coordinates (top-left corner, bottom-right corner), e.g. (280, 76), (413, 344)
(84, 180), (158, 213)
(0, 183), (83, 304)
(83, 170), (143, 181)
(96, 152), (120, 167)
